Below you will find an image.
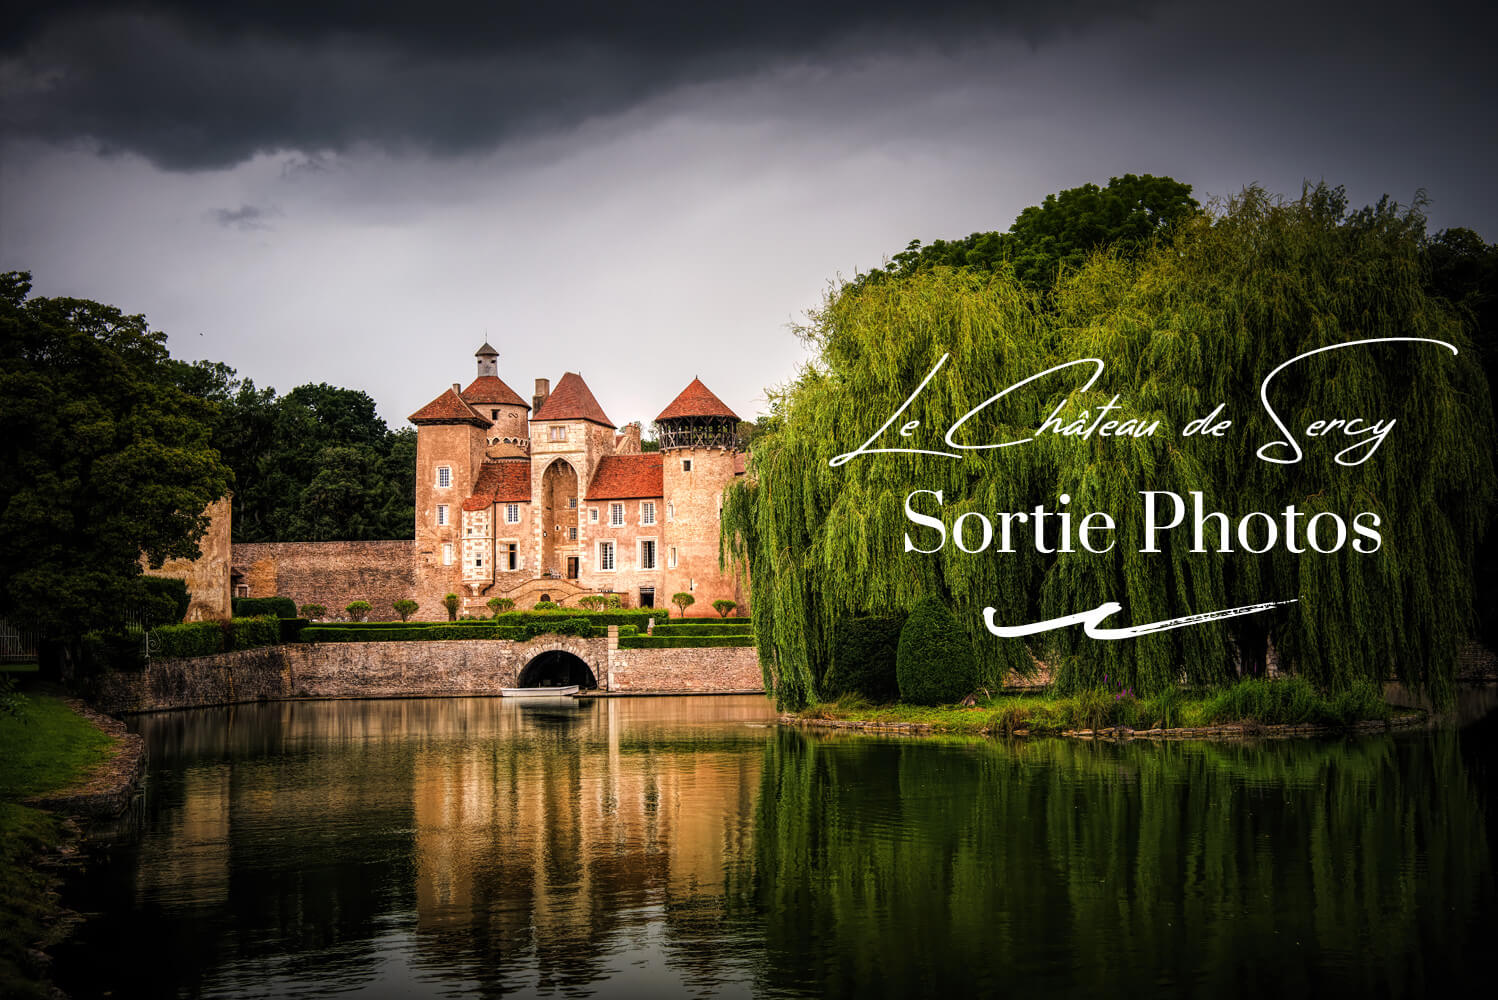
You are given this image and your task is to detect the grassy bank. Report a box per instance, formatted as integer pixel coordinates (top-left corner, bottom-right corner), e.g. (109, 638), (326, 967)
(1, 693), (117, 999)
(802, 677), (1397, 736)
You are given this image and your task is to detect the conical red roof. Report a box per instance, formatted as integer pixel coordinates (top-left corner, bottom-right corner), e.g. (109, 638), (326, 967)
(409, 387), (490, 427)
(462, 375), (529, 408)
(532, 372), (614, 428)
(656, 377), (739, 422)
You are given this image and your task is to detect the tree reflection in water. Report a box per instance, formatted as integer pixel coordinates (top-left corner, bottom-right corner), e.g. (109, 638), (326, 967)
(52, 694), (1494, 998)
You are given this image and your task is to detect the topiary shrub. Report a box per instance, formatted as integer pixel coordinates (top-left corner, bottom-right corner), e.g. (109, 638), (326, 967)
(443, 593), (460, 621)
(233, 596), (297, 618)
(895, 597), (977, 706)
(578, 594), (621, 611)
(533, 600), (560, 611)
(345, 600), (372, 622)
(300, 603), (327, 620)
(823, 613), (907, 703)
(671, 592), (694, 617)
(712, 599), (737, 618)
(487, 597), (515, 617)
(393, 599), (419, 622)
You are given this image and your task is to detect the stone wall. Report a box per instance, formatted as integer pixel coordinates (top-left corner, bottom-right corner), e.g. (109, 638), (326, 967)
(233, 540), (414, 620)
(607, 644), (763, 693)
(88, 636), (763, 713)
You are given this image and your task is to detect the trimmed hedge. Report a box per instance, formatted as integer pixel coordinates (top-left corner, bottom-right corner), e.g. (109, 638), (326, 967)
(895, 597), (977, 705)
(230, 616), (280, 650)
(671, 616), (753, 624)
(138, 575), (191, 624)
(618, 635), (755, 649)
(279, 618), (310, 643)
(651, 623), (754, 637)
(823, 613), (907, 702)
(493, 610), (658, 628)
(155, 621), (223, 658)
(300, 619), (632, 643)
(233, 597), (297, 619)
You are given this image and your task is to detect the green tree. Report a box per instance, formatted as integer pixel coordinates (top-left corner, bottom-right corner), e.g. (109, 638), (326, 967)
(392, 598), (418, 621)
(896, 597), (979, 705)
(345, 600), (371, 622)
(0, 273), (232, 675)
(672, 592), (695, 617)
(725, 185), (1494, 709)
(859, 174), (1199, 293)
(487, 597), (515, 616)
(442, 593), (460, 621)
(712, 599), (737, 618)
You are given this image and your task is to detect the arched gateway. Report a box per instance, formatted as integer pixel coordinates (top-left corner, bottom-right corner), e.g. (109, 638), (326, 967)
(517, 649), (599, 689)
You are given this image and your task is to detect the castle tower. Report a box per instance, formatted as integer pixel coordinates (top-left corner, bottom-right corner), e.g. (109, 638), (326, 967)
(409, 381), (492, 613)
(529, 372), (616, 581)
(461, 343), (531, 450)
(656, 378), (746, 615)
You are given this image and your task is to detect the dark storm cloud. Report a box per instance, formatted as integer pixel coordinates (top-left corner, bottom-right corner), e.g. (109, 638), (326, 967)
(0, 1), (1157, 170)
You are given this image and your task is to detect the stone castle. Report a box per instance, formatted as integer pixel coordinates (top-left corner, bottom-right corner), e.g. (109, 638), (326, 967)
(401, 343), (747, 617)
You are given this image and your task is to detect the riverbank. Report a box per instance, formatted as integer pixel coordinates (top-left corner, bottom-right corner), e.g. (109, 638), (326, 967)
(788, 677), (1422, 739)
(0, 692), (142, 999)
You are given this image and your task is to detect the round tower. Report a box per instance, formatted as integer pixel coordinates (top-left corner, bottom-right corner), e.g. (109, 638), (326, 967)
(461, 342), (531, 450)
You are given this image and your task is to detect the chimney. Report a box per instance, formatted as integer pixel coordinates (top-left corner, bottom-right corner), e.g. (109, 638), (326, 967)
(532, 378), (550, 412)
(452, 383), (462, 394)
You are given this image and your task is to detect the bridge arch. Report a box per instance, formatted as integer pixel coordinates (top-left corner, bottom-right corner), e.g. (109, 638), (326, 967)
(517, 648), (599, 689)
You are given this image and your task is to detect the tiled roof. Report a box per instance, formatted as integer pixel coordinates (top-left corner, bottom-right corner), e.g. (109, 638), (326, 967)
(656, 377), (740, 422)
(462, 375), (529, 408)
(475, 342), (498, 357)
(409, 388), (490, 427)
(462, 460), (533, 511)
(532, 372), (614, 427)
(585, 453), (663, 500)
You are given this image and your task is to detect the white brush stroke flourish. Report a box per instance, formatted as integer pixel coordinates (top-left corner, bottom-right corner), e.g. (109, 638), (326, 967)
(982, 599), (1297, 640)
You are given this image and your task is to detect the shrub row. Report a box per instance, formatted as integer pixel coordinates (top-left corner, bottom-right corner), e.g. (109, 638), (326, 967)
(299, 621), (640, 643)
(617, 635), (755, 649)
(651, 623), (754, 637)
(671, 616), (753, 624)
(822, 613), (906, 702)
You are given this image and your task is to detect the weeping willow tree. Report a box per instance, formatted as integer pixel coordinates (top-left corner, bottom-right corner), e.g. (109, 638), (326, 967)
(724, 184), (1494, 709)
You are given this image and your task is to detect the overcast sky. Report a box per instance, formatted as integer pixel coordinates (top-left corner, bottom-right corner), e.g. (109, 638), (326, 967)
(2, 0), (1494, 429)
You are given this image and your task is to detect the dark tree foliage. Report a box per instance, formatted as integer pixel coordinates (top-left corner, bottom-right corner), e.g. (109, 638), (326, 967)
(162, 364), (417, 542)
(1423, 226), (1498, 645)
(858, 173), (1200, 292)
(0, 272), (232, 653)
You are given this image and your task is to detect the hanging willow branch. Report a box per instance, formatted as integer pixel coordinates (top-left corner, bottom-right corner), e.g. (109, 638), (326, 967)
(724, 185), (1494, 710)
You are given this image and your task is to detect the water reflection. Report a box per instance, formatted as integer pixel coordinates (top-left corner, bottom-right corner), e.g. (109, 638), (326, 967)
(54, 695), (1494, 998)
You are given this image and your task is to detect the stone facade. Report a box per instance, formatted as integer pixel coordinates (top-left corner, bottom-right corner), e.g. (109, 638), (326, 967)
(233, 540), (414, 620)
(407, 347), (750, 618)
(88, 638), (764, 714)
(144, 495), (233, 621)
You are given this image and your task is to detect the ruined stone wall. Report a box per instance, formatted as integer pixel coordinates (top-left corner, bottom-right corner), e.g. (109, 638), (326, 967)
(232, 540), (414, 621)
(87, 636), (764, 713)
(144, 495), (233, 621)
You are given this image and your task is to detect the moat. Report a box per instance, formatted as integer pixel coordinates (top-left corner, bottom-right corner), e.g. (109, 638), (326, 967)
(53, 692), (1497, 997)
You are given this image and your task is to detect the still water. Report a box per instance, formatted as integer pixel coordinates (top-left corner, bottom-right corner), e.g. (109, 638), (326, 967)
(55, 693), (1496, 998)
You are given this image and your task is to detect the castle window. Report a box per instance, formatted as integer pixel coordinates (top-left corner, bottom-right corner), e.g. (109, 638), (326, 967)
(666, 502), (674, 521)
(475, 555), (483, 568)
(598, 540), (615, 571)
(549, 425), (567, 442)
(442, 543), (454, 565)
(436, 504), (449, 526)
(491, 409), (500, 419)
(437, 466), (451, 488)
(568, 496), (578, 509)
(504, 542), (518, 570)
(682, 459), (693, 472)
(505, 503), (520, 524)
(568, 526), (578, 541)
(639, 539), (657, 570)
(609, 503), (624, 527)
(641, 501), (656, 525)
(668, 546), (678, 569)
(589, 508), (598, 523)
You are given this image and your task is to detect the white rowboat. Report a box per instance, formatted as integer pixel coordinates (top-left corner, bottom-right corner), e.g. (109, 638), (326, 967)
(501, 685), (580, 698)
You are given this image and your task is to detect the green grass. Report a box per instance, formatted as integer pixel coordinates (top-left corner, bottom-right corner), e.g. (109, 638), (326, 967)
(1, 694), (118, 998)
(802, 676), (1396, 737)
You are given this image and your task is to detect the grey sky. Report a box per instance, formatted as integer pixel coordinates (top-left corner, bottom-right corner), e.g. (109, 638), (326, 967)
(2, 0), (1494, 429)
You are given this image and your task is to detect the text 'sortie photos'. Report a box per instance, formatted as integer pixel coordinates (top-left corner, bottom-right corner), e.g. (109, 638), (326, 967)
(1, 2), (1495, 998)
